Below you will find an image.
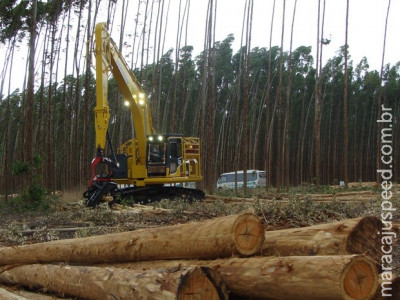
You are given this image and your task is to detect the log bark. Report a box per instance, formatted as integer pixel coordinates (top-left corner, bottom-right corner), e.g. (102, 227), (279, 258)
(0, 284), (68, 300)
(261, 216), (382, 263)
(100, 255), (378, 300)
(0, 213), (263, 265)
(0, 264), (228, 300)
(0, 287), (28, 300)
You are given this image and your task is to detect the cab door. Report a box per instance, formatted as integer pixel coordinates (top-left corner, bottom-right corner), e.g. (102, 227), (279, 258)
(147, 141), (166, 177)
(166, 138), (182, 175)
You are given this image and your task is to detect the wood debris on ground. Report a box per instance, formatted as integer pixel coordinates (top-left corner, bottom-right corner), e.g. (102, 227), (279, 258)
(0, 212), (394, 300)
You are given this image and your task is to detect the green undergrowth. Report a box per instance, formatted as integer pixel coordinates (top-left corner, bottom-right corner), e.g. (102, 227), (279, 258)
(0, 186), (53, 213)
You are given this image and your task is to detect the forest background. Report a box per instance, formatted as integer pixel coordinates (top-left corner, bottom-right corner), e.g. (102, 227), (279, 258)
(0, 0), (399, 200)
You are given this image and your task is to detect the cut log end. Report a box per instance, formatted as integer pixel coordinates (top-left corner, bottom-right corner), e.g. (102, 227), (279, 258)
(346, 216), (382, 263)
(233, 213), (264, 256)
(342, 257), (378, 300)
(177, 267), (228, 300)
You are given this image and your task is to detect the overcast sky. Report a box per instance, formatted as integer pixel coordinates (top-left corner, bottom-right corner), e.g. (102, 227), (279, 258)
(0, 0), (399, 94)
(163, 0), (399, 71)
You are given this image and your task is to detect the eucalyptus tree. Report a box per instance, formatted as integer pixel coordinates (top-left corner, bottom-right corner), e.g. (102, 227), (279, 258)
(24, 0), (38, 187)
(0, 91), (23, 192)
(273, 0), (286, 190)
(203, 0), (217, 194)
(241, 0), (254, 193)
(290, 46), (314, 185)
(283, 0), (297, 187)
(321, 49), (346, 184)
(352, 57), (370, 181)
(376, 0), (391, 184)
(177, 45), (197, 134)
(264, 0), (276, 189)
(151, 0), (166, 127)
(171, 0), (190, 132)
(0, 36), (18, 199)
(313, 0), (327, 185)
(343, 0), (350, 187)
(214, 34), (235, 173)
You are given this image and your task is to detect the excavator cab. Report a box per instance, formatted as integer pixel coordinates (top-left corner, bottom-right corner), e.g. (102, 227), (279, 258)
(111, 134), (201, 185)
(147, 135), (182, 177)
(147, 136), (168, 176)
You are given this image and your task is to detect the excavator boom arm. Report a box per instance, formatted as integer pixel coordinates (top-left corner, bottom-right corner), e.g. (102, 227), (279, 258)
(94, 22), (153, 162)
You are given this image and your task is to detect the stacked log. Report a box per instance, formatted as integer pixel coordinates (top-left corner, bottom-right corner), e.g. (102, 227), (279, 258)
(0, 213), (264, 264)
(0, 213), (386, 299)
(206, 190), (378, 204)
(0, 284), (69, 300)
(260, 216), (382, 263)
(105, 255), (378, 300)
(0, 264), (228, 300)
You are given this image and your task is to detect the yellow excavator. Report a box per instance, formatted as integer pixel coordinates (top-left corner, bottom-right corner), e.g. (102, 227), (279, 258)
(83, 23), (203, 207)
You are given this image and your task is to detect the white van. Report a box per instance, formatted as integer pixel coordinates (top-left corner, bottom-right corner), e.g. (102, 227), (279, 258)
(217, 170), (266, 189)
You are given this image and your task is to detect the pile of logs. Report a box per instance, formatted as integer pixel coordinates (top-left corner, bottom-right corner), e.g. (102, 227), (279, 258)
(0, 213), (396, 299)
(206, 189), (379, 204)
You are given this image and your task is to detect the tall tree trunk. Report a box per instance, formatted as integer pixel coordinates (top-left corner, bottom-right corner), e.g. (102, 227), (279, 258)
(45, 24), (56, 192)
(139, 0), (150, 83)
(343, 0), (349, 188)
(179, 0), (191, 133)
(152, 0), (164, 128)
(233, 3), (247, 194)
(83, 0), (93, 187)
(37, 26), (49, 181)
(171, 0), (183, 132)
(73, 1), (84, 188)
(241, 0), (253, 194)
(205, 0), (217, 194)
(61, 8), (71, 190)
(51, 15), (65, 192)
(283, 0), (297, 187)
(2, 40), (16, 200)
(314, 0), (326, 185)
(376, 0), (391, 184)
(24, 0), (38, 188)
(145, 0), (155, 77)
(251, 73), (266, 169)
(264, 0), (276, 190)
(275, 0), (286, 191)
(130, 0), (142, 70)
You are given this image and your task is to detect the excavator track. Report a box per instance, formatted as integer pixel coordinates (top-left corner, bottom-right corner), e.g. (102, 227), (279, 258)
(118, 186), (205, 204)
(83, 183), (205, 207)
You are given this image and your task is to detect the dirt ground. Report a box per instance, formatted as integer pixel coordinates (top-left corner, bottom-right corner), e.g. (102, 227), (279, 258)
(0, 184), (399, 299)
